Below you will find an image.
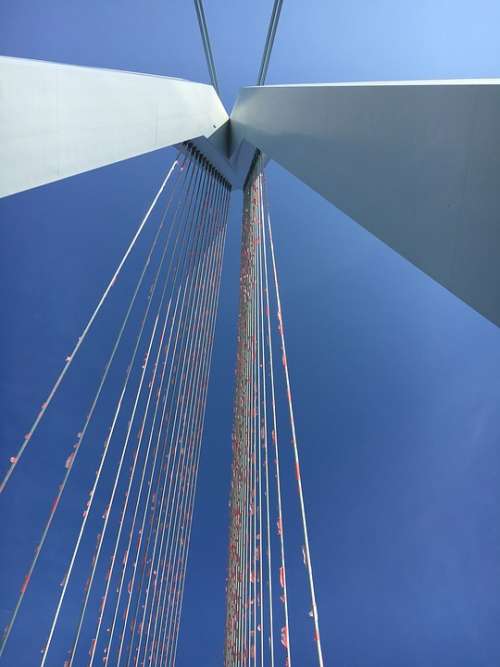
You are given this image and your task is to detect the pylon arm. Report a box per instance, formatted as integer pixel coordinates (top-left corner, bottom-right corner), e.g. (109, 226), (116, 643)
(231, 81), (500, 327)
(0, 56), (228, 198)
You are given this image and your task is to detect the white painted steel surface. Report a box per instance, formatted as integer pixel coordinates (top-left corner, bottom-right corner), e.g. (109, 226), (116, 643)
(231, 81), (500, 327)
(0, 56), (228, 198)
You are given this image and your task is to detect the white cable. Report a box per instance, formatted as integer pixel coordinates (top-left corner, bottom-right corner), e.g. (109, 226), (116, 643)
(1, 158), (180, 494)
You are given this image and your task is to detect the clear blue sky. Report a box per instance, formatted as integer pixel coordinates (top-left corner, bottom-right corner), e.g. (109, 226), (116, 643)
(1, 1), (500, 665)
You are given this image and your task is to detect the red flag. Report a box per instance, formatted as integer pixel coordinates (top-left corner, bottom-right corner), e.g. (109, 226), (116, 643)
(65, 451), (75, 469)
(20, 573), (30, 595)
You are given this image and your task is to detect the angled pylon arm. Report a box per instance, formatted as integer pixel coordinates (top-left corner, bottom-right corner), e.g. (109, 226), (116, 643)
(231, 81), (500, 327)
(0, 56), (228, 198)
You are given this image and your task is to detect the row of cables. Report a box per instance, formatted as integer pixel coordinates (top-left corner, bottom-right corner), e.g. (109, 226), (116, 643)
(1, 146), (231, 666)
(224, 155), (324, 667)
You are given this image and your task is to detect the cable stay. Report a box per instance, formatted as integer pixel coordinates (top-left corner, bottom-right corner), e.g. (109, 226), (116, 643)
(193, 0), (220, 94)
(1, 120), (324, 667)
(0, 147), (232, 667)
(224, 154), (325, 667)
(0, 158), (182, 496)
(256, 0), (284, 85)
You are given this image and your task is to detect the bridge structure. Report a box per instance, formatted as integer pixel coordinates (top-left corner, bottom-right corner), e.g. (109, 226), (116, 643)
(0, 2), (499, 665)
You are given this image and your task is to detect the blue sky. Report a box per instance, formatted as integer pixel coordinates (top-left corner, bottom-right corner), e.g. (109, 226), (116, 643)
(1, 1), (500, 665)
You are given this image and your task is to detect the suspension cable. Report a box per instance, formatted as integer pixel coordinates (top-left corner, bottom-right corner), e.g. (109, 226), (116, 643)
(120, 160), (210, 667)
(256, 0), (284, 85)
(193, 0), (220, 93)
(1, 159), (181, 494)
(262, 165), (325, 667)
(87, 154), (200, 667)
(0, 152), (188, 661)
(40, 158), (186, 667)
(225, 154), (325, 667)
(169, 187), (231, 667)
(103, 156), (203, 665)
(160, 183), (230, 665)
(134, 168), (220, 666)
